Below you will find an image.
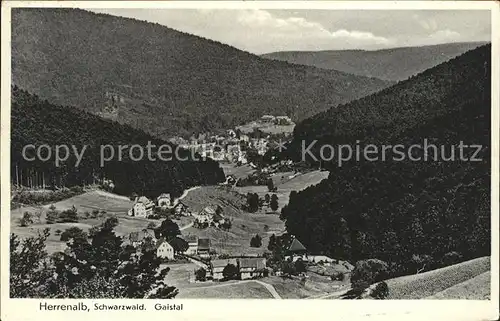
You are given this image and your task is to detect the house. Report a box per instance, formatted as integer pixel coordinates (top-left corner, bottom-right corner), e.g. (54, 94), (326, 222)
(157, 193), (172, 208)
(173, 201), (190, 216)
(156, 238), (175, 260)
(224, 175), (236, 186)
(287, 238), (307, 257)
(128, 229), (155, 247)
(239, 258), (267, 280)
(128, 196), (154, 217)
(197, 238), (211, 258)
(212, 213), (226, 228)
(183, 235), (198, 255)
(211, 258), (238, 281)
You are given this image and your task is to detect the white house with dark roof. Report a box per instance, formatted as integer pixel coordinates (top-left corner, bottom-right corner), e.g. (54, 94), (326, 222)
(128, 196), (154, 217)
(239, 257), (267, 280)
(156, 238), (174, 260)
(157, 193), (172, 208)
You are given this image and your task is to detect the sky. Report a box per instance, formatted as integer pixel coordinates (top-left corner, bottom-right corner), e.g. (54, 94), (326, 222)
(89, 9), (491, 54)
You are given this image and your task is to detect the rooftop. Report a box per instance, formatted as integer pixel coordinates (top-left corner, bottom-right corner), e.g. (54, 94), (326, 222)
(239, 258), (266, 269)
(288, 238), (307, 252)
(211, 259), (238, 268)
(198, 238), (210, 250)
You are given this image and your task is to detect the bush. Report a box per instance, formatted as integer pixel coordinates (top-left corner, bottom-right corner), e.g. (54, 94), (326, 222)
(250, 234), (262, 248)
(222, 263), (239, 280)
(19, 212), (34, 227)
(195, 268), (207, 282)
(370, 281), (389, 299)
(58, 206), (79, 223)
(294, 259), (307, 274)
(60, 227), (88, 242)
(351, 259), (389, 291)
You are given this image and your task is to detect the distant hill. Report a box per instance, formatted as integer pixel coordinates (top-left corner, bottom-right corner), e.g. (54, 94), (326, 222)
(11, 8), (391, 139)
(281, 45), (490, 276)
(261, 42), (487, 81)
(11, 86), (225, 198)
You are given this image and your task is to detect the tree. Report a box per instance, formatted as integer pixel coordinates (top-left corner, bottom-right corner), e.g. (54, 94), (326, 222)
(264, 193), (270, 204)
(294, 259), (307, 274)
(245, 193), (260, 213)
(169, 237), (188, 254)
(250, 234), (262, 248)
(53, 217), (178, 298)
(195, 268), (207, 282)
(19, 211), (34, 227)
(370, 281), (389, 299)
(58, 206), (79, 223)
(220, 218), (232, 231)
(154, 218), (180, 241)
(281, 260), (296, 276)
(10, 229), (54, 297)
(270, 194), (279, 211)
(351, 259), (389, 292)
(46, 205), (59, 224)
(267, 179), (275, 192)
(222, 263), (239, 280)
(147, 222), (157, 230)
(60, 227), (88, 242)
(268, 234), (276, 251)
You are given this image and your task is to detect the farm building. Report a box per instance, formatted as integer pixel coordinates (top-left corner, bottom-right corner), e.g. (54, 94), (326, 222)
(156, 238), (174, 260)
(173, 201), (190, 216)
(211, 258), (238, 281)
(239, 258), (267, 280)
(128, 196), (154, 217)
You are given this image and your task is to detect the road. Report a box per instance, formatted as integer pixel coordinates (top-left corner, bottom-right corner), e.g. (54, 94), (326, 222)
(179, 222), (193, 231)
(175, 186), (201, 202)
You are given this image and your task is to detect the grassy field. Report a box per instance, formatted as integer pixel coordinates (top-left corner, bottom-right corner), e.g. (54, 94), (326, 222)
(234, 170), (329, 211)
(220, 163), (256, 179)
(385, 257), (491, 299)
(11, 190), (191, 254)
(426, 271), (491, 299)
(176, 281), (275, 299)
(180, 186), (285, 256)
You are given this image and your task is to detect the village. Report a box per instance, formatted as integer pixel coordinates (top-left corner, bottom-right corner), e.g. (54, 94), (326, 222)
(11, 114), (343, 298)
(169, 114), (295, 164)
(118, 114), (347, 297)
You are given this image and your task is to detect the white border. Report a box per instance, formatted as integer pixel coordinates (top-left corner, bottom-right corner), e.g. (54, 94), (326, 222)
(1, 2), (499, 321)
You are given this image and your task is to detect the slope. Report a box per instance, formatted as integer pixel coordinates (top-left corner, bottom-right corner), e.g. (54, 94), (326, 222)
(11, 8), (392, 138)
(280, 45), (490, 276)
(11, 86), (225, 198)
(262, 42), (486, 81)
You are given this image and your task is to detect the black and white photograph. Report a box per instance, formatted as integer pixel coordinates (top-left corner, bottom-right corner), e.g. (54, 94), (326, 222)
(0, 1), (498, 318)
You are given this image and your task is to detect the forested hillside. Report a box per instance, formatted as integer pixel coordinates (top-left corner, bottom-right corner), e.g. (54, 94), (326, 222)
(12, 8), (391, 138)
(281, 45), (490, 276)
(262, 42), (486, 81)
(11, 87), (225, 197)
